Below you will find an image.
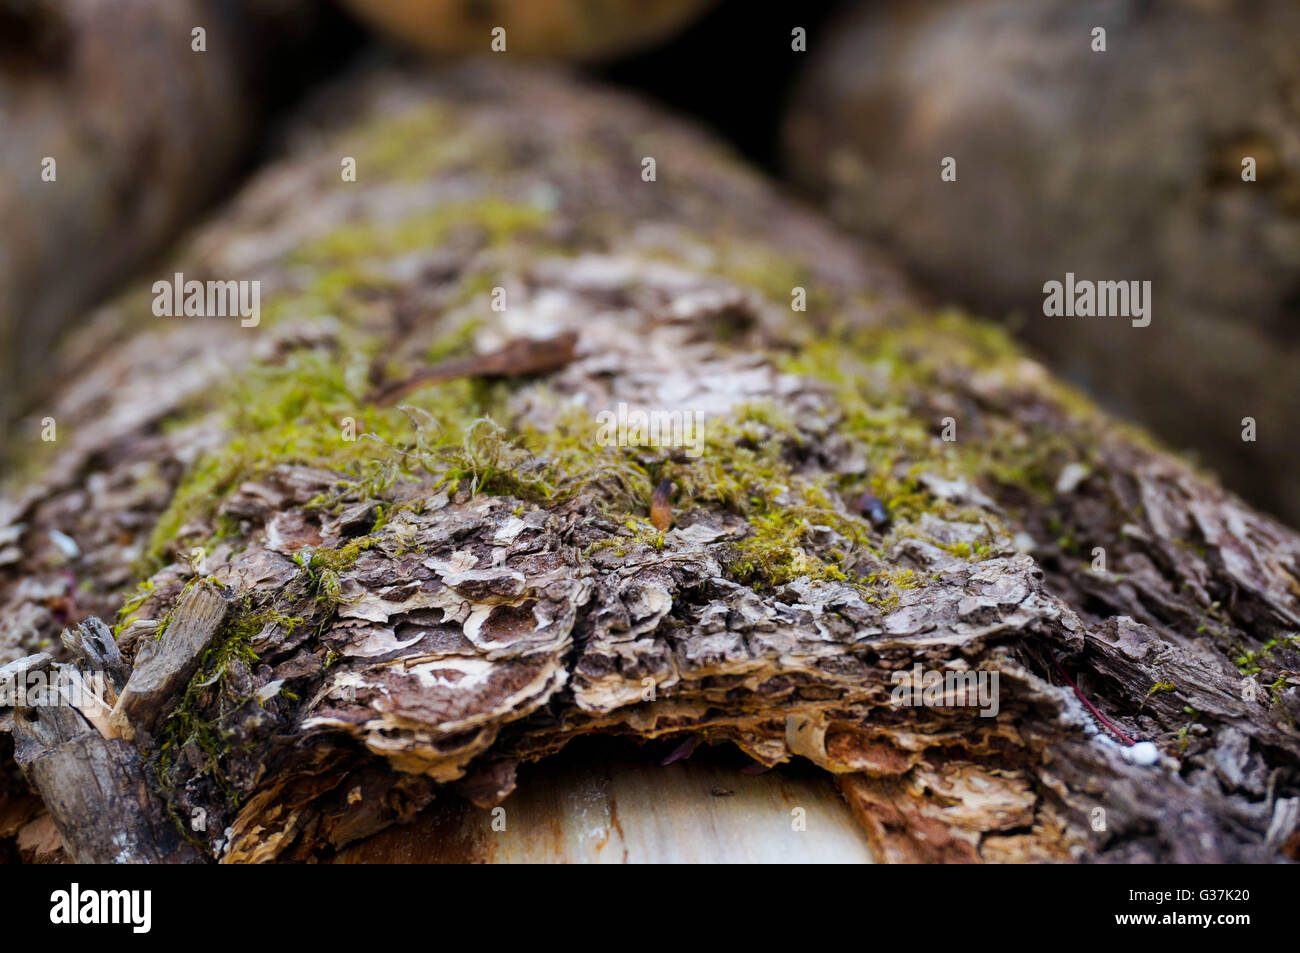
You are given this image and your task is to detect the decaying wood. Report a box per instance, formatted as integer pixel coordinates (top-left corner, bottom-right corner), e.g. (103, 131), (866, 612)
(11, 656), (198, 863)
(1, 61), (1298, 864)
(61, 616), (130, 692)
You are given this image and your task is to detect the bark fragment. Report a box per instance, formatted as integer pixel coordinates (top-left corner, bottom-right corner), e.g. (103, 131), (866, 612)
(371, 330), (579, 404)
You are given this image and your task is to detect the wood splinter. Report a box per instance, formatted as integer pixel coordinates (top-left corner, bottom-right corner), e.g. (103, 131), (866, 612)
(11, 655), (201, 864)
(108, 580), (230, 744)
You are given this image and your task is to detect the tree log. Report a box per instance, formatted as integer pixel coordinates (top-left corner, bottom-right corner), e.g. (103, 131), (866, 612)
(335, 0), (716, 61)
(783, 0), (1300, 527)
(2, 60), (1299, 864)
(0, 0), (343, 429)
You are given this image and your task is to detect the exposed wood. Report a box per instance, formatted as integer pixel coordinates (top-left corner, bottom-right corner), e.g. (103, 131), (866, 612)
(330, 746), (875, 863)
(61, 616), (129, 693)
(15, 812), (65, 864)
(108, 583), (230, 743)
(12, 657), (200, 863)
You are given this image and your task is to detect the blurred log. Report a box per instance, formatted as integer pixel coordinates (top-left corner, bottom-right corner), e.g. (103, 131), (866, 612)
(1, 60), (1298, 863)
(785, 0), (1300, 528)
(336, 0), (716, 61)
(0, 0), (348, 429)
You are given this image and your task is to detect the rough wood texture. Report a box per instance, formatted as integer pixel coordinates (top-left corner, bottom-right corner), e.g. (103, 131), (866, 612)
(109, 582), (229, 743)
(1, 61), (1298, 863)
(11, 657), (198, 863)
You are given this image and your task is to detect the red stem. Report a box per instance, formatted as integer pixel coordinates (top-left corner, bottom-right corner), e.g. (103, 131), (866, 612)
(1051, 656), (1136, 746)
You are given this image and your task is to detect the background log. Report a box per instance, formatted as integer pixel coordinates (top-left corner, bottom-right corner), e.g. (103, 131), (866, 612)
(784, 0), (1300, 528)
(336, 0), (717, 61)
(0, 0), (349, 433)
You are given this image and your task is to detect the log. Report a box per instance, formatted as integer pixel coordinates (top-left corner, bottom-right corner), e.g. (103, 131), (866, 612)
(336, 0), (716, 61)
(1, 60), (1298, 863)
(783, 0), (1300, 528)
(10, 655), (199, 863)
(0, 0), (343, 430)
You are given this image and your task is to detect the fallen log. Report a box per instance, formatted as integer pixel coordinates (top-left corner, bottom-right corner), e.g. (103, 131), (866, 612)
(0, 0), (345, 431)
(1, 60), (1298, 863)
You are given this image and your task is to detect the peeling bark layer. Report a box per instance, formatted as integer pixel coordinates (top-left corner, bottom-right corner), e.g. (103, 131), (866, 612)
(2, 62), (1298, 863)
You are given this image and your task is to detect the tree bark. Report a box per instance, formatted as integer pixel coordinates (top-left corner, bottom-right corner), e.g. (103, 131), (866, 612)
(2, 60), (1298, 864)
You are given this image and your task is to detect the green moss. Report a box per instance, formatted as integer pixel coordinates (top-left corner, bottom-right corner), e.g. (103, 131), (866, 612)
(585, 519), (667, 558)
(293, 535), (382, 606)
(132, 187), (555, 575)
(781, 312), (1119, 536)
(348, 103), (453, 182)
(424, 316), (483, 364)
(710, 244), (832, 312)
(341, 101), (530, 184)
(1176, 707), (1202, 754)
(112, 579), (157, 637)
(938, 540), (993, 560)
(133, 248), (1124, 612)
(1233, 635), (1299, 675)
(153, 598), (298, 801)
(139, 342), (505, 574)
